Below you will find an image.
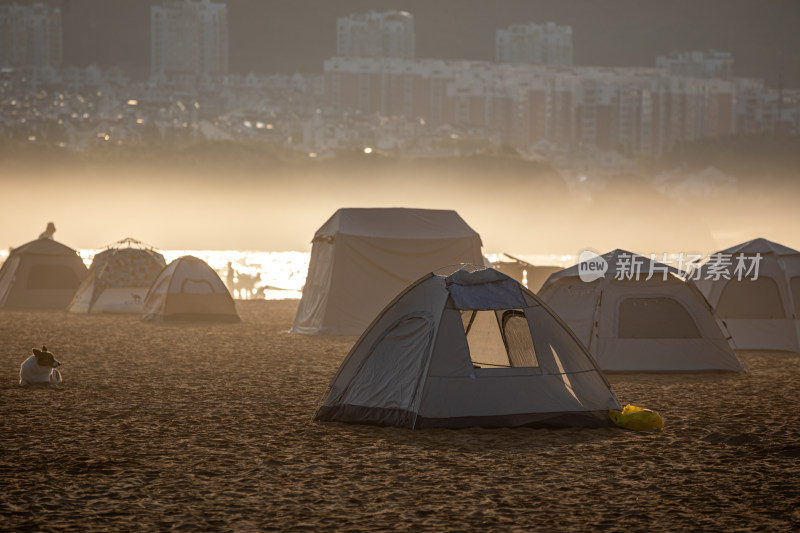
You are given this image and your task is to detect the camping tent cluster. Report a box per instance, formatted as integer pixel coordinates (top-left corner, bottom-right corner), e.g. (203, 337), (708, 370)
(294, 209), (800, 428)
(1, 236), (237, 322)
(299, 209), (771, 429)
(4, 214), (793, 429)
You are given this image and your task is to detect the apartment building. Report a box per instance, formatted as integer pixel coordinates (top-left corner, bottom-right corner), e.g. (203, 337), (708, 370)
(150, 0), (228, 87)
(496, 22), (572, 66)
(336, 11), (415, 59)
(0, 2), (62, 68)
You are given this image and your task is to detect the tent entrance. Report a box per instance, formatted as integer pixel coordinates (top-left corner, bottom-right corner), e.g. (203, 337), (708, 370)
(716, 277), (785, 319)
(27, 264), (83, 290)
(461, 309), (540, 369)
(617, 297), (702, 338)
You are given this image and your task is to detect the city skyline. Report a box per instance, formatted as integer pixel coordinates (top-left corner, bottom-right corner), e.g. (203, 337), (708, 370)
(1, 3), (797, 161)
(0, 0), (796, 88)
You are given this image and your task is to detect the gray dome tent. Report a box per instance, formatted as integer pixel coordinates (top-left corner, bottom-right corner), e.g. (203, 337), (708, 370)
(694, 238), (800, 351)
(315, 266), (619, 429)
(141, 256), (239, 323)
(0, 238), (88, 309)
(539, 249), (744, 372)
(69, 238), (166, 314)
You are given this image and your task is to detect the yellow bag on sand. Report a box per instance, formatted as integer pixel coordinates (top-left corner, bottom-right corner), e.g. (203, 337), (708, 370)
(609, 404), (664, 431)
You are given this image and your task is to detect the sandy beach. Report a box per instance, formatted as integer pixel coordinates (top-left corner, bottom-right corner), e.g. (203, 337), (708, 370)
(1, 300), (799, 531)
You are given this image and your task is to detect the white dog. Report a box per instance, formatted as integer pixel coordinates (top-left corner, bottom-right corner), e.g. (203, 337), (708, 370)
(19, 345), (63, 385)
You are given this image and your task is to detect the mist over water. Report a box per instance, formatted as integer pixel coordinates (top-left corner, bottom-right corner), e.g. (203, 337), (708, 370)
(2, 159), (798, 260)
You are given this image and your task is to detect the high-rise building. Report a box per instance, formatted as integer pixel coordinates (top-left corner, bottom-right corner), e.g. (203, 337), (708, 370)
(0, 3), (62, 68)
(495, 22), (572, 66)
(337, 11), (415, 59)
(150, 0), (228, 86)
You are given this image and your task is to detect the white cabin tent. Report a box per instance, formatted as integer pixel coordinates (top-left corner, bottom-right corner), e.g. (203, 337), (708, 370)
(315, 266), (620, 428)
(292, 208), (485, 335)
(538, 249), (744, 372)
(141, 256), (239, 322)
(0, 238), (88, 309)
(694, 238), (800, 351)
(69, 238), (166, 314)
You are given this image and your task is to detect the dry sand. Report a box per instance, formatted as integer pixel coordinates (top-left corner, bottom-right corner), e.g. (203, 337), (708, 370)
(1, 300), (799, 531)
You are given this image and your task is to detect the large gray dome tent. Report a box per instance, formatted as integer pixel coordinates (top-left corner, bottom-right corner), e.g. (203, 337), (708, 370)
(694, 238), (800, 351)
(0, 238), (88, 309)
(292, 207), (485, 335)
(538, 249), (744, 372)
(315, 266), (619, 429)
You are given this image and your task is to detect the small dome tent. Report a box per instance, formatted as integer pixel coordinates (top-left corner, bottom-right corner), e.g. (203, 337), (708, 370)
(141, 256), (239, 323)
(69, 238), (166, 314)
(293, 207), (485, 336)
(0, 238), (88, 309)
(538, 249), (744, 372)
(315, 266), (620, 429)
(694, 238), (800, 351)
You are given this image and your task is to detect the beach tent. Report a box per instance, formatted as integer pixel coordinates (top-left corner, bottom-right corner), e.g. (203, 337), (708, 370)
(315, 266), (620, 428)
(694, 238), (800, 351)
(69, 238), (166, 314)
(538, 249), (744, 372)
(141, 256), (239, 322)
(292, 207), (484, 335)
(0, 238), (88, 309)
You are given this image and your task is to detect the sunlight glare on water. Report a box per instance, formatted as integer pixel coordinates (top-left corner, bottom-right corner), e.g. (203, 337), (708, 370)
(79, 249), (309, 300)
(74, 250), (574, 300)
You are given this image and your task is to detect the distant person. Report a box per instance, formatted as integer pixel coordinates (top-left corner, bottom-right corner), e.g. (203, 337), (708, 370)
(226, 261), (235, 291)
(39, 222), (56, 240)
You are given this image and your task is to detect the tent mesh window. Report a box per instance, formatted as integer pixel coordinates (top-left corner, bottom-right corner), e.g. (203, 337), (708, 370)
(618, 297), (702, 338)
(181, 279), (216, 294)
(26, 265), (81, 289)
(461, 309), (538, 368)
(716, 277), (785, 319)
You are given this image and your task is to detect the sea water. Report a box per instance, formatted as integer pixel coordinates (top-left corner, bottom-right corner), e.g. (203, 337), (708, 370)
(73, 250), (575, 300)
